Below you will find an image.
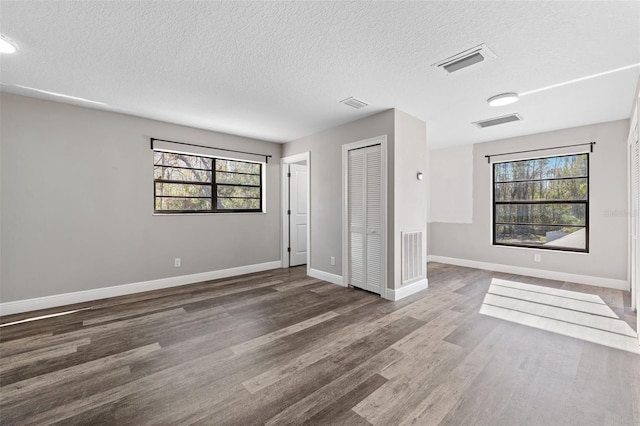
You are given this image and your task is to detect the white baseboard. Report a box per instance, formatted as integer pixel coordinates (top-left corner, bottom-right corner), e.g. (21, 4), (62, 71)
(307, 268), (428, 301)
(386, 278), (429, 301)
(308, 268), (345, 287)
(428, 255), (629, 291)
(0, 260), (282, 316)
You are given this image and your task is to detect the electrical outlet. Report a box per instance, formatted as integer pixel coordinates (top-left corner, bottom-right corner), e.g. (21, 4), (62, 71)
(330, 256), (335, 266)
(534, 254), (541, 263)
(174, 258), (181, 268)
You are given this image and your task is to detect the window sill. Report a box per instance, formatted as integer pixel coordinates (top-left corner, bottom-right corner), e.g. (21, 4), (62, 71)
(153, 211), (267, 216)
(491, 243), (589, 255)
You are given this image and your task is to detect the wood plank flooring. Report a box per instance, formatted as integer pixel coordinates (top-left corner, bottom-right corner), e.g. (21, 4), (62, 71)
(1, 262), (638, 425)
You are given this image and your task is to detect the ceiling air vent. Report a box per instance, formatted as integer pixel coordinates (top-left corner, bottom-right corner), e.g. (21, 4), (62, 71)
(473, 113), (523, 128)
(340, 97), (368, 109)
(432, 43), (496, 73)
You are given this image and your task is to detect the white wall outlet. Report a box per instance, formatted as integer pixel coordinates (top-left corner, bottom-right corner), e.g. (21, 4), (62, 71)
(174, 258), (181, 268)
(330, 256), (336, 266)
(534, 254), (541, 263)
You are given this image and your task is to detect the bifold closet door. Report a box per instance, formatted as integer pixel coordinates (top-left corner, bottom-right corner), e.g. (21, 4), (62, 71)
(348, 144), (383, 295)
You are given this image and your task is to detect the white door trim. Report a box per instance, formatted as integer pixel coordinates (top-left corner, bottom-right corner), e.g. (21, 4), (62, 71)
(342, 135), (388, 299)
(627, 98), (639, 344)
(281, 152), (311, 276)
(629, 132), (637, 310)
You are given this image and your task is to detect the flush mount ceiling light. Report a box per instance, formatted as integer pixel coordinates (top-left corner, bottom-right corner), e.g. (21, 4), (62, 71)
(487, 92), (519, 107)
(0, 35), (18, 54)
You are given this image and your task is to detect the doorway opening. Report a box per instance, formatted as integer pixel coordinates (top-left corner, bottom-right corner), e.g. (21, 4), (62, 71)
(281, 152), (310, 273)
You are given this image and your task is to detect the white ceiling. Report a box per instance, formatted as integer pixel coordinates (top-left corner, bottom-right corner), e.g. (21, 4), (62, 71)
(1, 1), (639, 149)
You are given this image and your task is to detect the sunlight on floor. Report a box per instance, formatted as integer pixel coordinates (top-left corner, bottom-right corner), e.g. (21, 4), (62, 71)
(480, 278), (640, 355)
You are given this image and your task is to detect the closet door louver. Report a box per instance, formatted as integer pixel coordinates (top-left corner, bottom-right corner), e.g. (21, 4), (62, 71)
(365, 147), (383, 294)
(349, 151), (366, 290)
(348, 144), (383, 295)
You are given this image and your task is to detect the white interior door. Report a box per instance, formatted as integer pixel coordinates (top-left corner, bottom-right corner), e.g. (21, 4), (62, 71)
(348, 144), (383, 295)
(289, 163), (308, 266)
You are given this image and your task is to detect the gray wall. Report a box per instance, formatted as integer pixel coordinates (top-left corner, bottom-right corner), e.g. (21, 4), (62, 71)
(429, 119), (629, 281)
(393, 110), (428, 286)
(1, 93), (282, 302)
(282, 110), (395, 283)
(282, 109), (428, 290)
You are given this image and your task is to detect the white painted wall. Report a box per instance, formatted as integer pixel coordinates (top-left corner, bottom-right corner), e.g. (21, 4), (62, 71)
(428, 144), (473, 224)
(0, 93), (282, 303)
(429, 119), (629, 285)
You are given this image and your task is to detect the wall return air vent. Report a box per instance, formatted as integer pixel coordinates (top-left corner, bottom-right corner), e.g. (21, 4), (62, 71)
(432, 43), (496, 73)
(340, 97), (368, 109)
(473, 113), (523, 128)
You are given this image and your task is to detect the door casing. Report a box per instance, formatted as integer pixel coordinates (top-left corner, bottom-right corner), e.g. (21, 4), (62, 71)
(628, 124), (639, 342)
(281, 152), (310, 273)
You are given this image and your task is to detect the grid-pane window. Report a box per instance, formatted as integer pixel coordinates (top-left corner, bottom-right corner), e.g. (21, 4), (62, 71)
(154, 152), (262, 213)
(493, 153), (588, 252)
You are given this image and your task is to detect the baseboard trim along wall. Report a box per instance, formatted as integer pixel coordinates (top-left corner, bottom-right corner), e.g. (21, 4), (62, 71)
(308, 268), (345, 287)
(427, 255), (629, 291)
(385, 278), (429, 301)
(308, 268), (429, 301)
(0, 260), (282, 316)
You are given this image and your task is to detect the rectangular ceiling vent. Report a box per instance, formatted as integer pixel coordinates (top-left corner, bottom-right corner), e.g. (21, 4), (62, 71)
(341, 97), (368, 109)
(432, 43), (496, 73)
(473, 113), (523, 128)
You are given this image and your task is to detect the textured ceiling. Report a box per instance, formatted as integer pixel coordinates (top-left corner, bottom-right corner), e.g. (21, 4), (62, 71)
(1, 1), (639, 148)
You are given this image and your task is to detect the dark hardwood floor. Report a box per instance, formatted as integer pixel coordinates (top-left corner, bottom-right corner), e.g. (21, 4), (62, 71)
(1, 262), (638, 425)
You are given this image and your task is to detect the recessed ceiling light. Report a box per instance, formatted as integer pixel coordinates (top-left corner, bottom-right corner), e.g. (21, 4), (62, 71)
(487, 92), (519, 107)
(0, 35), (18, 54)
